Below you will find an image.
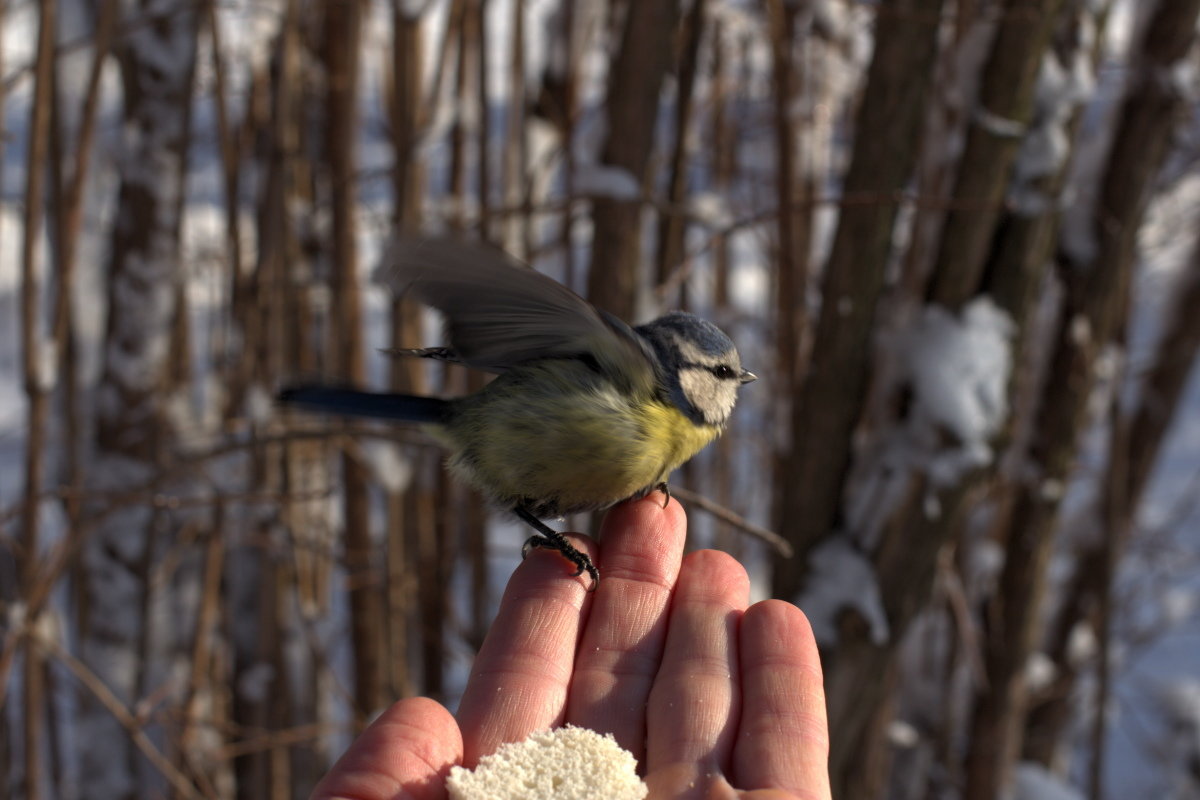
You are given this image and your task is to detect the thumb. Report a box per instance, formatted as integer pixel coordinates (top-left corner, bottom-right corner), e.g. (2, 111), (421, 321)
(311, 697), (463, 800)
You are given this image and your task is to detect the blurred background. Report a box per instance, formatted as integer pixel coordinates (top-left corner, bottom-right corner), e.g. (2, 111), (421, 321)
(1, 0), (1198, 797)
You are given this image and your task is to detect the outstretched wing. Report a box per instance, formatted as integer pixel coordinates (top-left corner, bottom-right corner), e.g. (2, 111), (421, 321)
(378, 236), (656, 390)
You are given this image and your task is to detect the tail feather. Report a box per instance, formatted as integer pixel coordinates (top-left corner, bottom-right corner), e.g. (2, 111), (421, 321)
(279, 386), (450, 424)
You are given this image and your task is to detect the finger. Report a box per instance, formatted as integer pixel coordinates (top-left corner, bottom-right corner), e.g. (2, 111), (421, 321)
(732, 600), (830, 800)
(456, 533), (596, 766)
(645, 764), (729, 800)
(567, 494), (688, 760)
(646, 549), (750, 774)
(311, 697), (461, 800)
(645, 765), (799, 799)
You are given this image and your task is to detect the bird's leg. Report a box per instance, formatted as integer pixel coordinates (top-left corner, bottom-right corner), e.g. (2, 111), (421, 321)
(514, 506), (599, 591)
(377, 346), (461, 363)
(655, 481), (671, 508)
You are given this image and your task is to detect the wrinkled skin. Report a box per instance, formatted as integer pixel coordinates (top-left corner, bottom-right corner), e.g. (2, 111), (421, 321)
(311, 494), (831, 800)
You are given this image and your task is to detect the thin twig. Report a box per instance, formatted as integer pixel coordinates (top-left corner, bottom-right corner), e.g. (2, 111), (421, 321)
(35, 635), (208, 800)
(669, 486), (793, 558)
(936, 547), (988, 689)
(217, 721), (344, 759)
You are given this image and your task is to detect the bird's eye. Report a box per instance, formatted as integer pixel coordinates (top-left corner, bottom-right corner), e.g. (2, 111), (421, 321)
(712, 365), (736, 380)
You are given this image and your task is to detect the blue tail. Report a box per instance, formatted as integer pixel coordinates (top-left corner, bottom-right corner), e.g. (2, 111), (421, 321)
(279, 385), (450, 424)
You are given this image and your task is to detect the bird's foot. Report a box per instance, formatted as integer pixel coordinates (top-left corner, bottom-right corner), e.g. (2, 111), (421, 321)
(521, 534), (599, 591)
(655, 481), (671, 508)
(515, 507), (598, 591)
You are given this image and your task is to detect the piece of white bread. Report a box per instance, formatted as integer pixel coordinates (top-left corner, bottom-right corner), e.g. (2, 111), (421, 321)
(446, 725), (648, 800)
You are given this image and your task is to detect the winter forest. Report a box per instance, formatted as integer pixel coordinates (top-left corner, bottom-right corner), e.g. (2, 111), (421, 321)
(1, 0), (1198, 797)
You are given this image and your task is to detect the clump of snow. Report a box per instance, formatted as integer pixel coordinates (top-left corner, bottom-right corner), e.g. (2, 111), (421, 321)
(887, 719), (920, 748)
(904, 298), (1016, 485)
(359, 441), (414, 494)
(967, 537), (1006, 590)
(237, 662), (276, 703)
(796, 537), (889, 647)
(688, 192), (733, 230)
(1066, 621), (1098, 666)
(973, 106), (1026, 139)
(1013, 762), (1085, 800)
(727, 235), (771, 315)
(572, 163), (641, 201)
(845, 298), (1015, 544)
(1025, 651), (1058, 694)
(1058, 2), (1131, 269)
(1009, 45), (1096, 215)
(245, 384), (275, 425)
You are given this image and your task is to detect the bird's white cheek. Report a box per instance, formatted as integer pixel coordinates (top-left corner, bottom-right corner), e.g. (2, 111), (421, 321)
(678, 369), (709, 406)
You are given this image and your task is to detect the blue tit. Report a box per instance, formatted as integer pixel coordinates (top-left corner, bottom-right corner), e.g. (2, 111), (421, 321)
(280, 237), (756, 587)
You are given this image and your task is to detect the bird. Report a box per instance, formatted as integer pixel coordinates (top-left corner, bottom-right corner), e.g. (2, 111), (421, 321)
(279, 236), (755, 588)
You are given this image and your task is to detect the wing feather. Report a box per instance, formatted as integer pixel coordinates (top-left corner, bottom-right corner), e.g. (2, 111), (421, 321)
(378, 236), (655, 390)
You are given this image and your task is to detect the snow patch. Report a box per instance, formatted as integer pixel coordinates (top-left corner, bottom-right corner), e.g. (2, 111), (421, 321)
(237, 662), (276, 703)
(245, 384), (275, 425)
(1067, 621), (1098, 666)
(887, 719), (920, 748)
(688, 192), (733, 230)
(845, 299), (1015, 545)
(796, 537), (889, 647)
(1025, 651), (1058, 694)
(573, 163), (641, 201)
(727, 238), (771, 316)
(973, 106), (1026, 139)
(904, 298), (1015, 483)
(1013, 763), (1085, 800)
(1009, 47), (1095, 215)
(360, 441), (414, 494)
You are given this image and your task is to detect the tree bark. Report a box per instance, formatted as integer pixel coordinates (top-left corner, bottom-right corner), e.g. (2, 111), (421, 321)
(772, 0), (946, 597)
(322, 0), (384, 721)
(928, 0), (1066, 309)
(655, 0), (709, 296)
(586, 0), (681, 320)
(19, 1), (57, 795)
(82, 0), (199, 796)
(386, 0), (428, 702)
(964, 1), (1200, 796)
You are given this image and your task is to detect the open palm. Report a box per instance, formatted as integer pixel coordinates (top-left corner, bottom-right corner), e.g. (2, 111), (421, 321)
(312, 495), (831, 800)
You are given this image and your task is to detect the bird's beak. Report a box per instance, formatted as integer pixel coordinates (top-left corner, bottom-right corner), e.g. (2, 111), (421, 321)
(739, 369), (757, 384)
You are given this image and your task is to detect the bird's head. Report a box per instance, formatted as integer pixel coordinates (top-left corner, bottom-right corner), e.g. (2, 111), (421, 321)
(636, 312), (756, 427)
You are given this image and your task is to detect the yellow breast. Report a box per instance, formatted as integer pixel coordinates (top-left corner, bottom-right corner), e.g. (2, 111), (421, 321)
(441, 363), (723, 515)
(635, 399), (723, 479)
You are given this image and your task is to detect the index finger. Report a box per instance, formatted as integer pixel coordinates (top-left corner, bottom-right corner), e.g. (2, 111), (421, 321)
(455, 534), (596, 766)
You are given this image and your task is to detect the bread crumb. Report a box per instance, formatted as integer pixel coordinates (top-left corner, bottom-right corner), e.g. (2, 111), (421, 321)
(447, 725), (648, 800)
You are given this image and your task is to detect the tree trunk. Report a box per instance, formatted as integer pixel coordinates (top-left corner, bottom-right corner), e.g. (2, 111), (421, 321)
(655, 0), (708, 297)
(586, 0), (681, 320)
(963, 1), (1200, 796)
(81, 0), (199, 796)
(772, 0), (946, 597)
(385, 0), (428, 702)
(19, 0), (56, 795)
(322, 0), (383, 721)
(928, 0), (1066, 309)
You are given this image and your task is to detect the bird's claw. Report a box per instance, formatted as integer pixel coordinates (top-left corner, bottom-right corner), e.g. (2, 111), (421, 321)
(521, 534), (598, 591)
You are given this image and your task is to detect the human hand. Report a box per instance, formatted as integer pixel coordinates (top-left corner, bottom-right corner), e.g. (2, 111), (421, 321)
(311, 494), (831, 800)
